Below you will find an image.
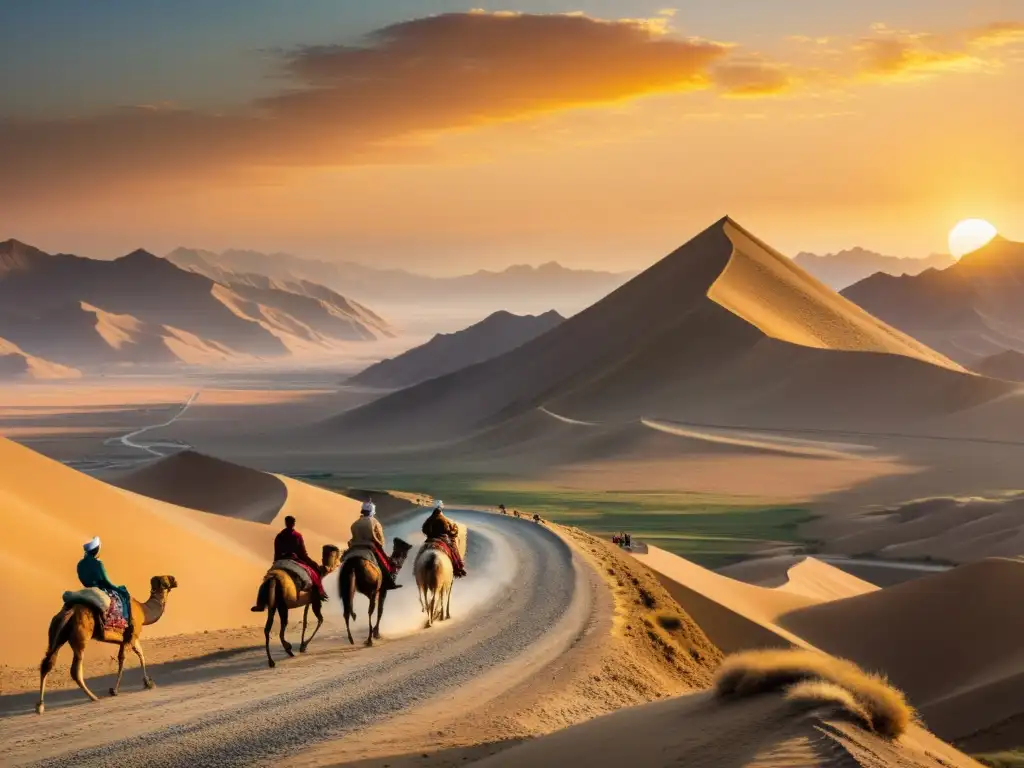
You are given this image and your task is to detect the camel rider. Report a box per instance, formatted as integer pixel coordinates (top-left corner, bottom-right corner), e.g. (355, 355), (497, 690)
(422, 501), (467, 577)
(274, 516), (328, 601)
(77, 537), (134, 637)
(349, 501), (402, 591)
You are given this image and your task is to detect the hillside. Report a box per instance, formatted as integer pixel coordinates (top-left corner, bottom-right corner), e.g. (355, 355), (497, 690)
(0, 436), (361, 667)
(973, 349), (1024, 381)
(0, 239), (391, 368)
(0, 336), (82, 380)
(316, 217), (1007, 452)
(794, 248), (954, 290)
(167, 247), (633, 322)
(349, 310), (564, 389)
(842, 236), (1024, 365)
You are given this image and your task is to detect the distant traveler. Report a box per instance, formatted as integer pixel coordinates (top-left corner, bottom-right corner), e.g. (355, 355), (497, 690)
(274, 516), (328, 600)
(349, 501), (401, 590)
(422, 501), (467, 577)
(77, 536), (134, 637)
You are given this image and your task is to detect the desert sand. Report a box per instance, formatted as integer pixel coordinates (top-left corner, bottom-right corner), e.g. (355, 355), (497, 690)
(635, 543), (1024, 753)
(0, 437), (360, 668)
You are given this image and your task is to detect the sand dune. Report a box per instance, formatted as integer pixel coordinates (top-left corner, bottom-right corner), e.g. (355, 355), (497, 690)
(350, 310), (564, 389)
(320, 218), (1010, 455)
(973, 349), (1024, 381)
(111, 450), (289, 523)
(779, 557), (1024, 748)
(819, 492), (1024, 563)
(0, 336), (81, 380)
(0, 437), (360, 667)
(637, 544), (1024, 751)
(632, 546), (875, 655)
(474, 685), (978, 768)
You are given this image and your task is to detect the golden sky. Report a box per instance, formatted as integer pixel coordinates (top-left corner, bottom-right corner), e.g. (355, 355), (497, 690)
(1, 6), (1022, 271)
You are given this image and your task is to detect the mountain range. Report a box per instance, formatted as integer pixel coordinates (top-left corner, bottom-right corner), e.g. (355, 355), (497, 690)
(0, 239), (391, 377)
(793, 248), (955, 291)
(167, 247), (634, 322)
(348, 310), (565, 389)
(841, 236), (1024, 365)
(314, 217), (1012, 455)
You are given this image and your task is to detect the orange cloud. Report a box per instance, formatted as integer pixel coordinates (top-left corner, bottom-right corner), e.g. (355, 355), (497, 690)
(0, 11), (730, 207)
(968, 21), (1024, 48)
(713, 60), (795, 97)
(855, 35), (986, 80)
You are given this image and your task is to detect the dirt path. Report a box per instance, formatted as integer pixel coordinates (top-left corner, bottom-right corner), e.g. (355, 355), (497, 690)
(1, 512), (590, 767)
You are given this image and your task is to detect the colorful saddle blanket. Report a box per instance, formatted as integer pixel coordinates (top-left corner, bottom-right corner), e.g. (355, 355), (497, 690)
(422, 537), (458, 564)
(102, 591), (130, 632)
(63, 587), (128, 631)
(269, 559), (315, 592)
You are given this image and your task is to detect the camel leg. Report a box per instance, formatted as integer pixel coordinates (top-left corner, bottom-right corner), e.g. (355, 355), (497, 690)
(299, 604), (309, 652)
(109, 643), (127, 696)
(38, 641), (63, 714)
(445, 583), (453, 620)
(70, 645), (99, 703)
(302, 601), (324, 652)
(278, 596), (294, 658)
(264, 604), (277, 668)
(425, 587), (436, 629)
(131, 640), (155, 689)
(374, 589), (387, 640)
(365, 590), (377, 647)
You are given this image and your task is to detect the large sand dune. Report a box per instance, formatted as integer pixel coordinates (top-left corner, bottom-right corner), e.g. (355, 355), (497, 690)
(473, 686), (979, 768)
(0, 337), (81, 380)
(0, 438), (360, 667)
(318, 218), (1010, 454)
(636, 544), (1024, 751)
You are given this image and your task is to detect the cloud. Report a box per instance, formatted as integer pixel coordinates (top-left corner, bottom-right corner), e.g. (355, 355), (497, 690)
(0, 11), (731, 206)
(713, 60), (795, 97)
(968, 21), (1024, 48)
(2, 11), (1022, 209)
(855, 34), (987, 80)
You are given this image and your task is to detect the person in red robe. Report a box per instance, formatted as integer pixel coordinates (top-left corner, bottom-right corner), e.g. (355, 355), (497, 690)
(274, 516), (328, 600)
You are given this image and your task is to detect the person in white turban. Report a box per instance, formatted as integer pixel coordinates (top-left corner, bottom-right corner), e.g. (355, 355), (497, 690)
(348, 500), (401, 590)
(77, 536), (134, 636)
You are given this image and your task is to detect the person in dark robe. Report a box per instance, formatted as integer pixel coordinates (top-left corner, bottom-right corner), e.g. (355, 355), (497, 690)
(274, 516), (328, 600)
(421, 501), (467, 577)
(77, 536), (133, 636)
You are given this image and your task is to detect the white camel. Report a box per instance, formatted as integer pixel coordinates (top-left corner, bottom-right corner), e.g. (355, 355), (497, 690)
(415, 523), (467, 628)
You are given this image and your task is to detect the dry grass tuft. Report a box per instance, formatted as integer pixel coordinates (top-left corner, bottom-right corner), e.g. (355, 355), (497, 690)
(714, 649), (914, 739)
(784, 680), (873, 732)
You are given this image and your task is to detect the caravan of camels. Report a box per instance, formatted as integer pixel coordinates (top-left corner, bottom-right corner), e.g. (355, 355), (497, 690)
(35, 499), (469, 714)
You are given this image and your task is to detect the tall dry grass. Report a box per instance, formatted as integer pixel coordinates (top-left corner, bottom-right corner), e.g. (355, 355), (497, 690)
(714, 649), (914, 739)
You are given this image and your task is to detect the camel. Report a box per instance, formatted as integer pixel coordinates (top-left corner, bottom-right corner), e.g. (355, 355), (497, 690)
(251, 545), (341, 668)
(415, 523), (467, 628)
(340, 538), (413, 647)
(37, 575), (178, 714)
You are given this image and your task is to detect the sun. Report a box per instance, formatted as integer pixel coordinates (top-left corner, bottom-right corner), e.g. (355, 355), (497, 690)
(949, 219), (998, 259)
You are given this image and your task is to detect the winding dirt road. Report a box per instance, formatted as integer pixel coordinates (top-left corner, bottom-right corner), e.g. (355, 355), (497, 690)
(2, 511), (597, 768)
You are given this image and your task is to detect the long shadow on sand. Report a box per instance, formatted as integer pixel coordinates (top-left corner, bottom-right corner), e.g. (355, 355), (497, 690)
(0, 644), (265, 717)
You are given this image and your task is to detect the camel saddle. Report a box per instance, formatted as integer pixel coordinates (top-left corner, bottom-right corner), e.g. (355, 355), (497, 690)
(268, 559), (314, 592)
(341, 545), (376, 567)
(62, 587), (129, 631)
(421, 537), (458, 564)
(62, 587), (111, 614)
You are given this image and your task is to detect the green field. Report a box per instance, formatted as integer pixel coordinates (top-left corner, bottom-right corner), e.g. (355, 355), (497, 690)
(292, 471), (816, 568)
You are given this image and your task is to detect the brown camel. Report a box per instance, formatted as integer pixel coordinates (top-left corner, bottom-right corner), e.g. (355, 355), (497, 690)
(37, 575), (179, 714)
(251, 544), (341, 668)
(340, 538), (413, 647)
